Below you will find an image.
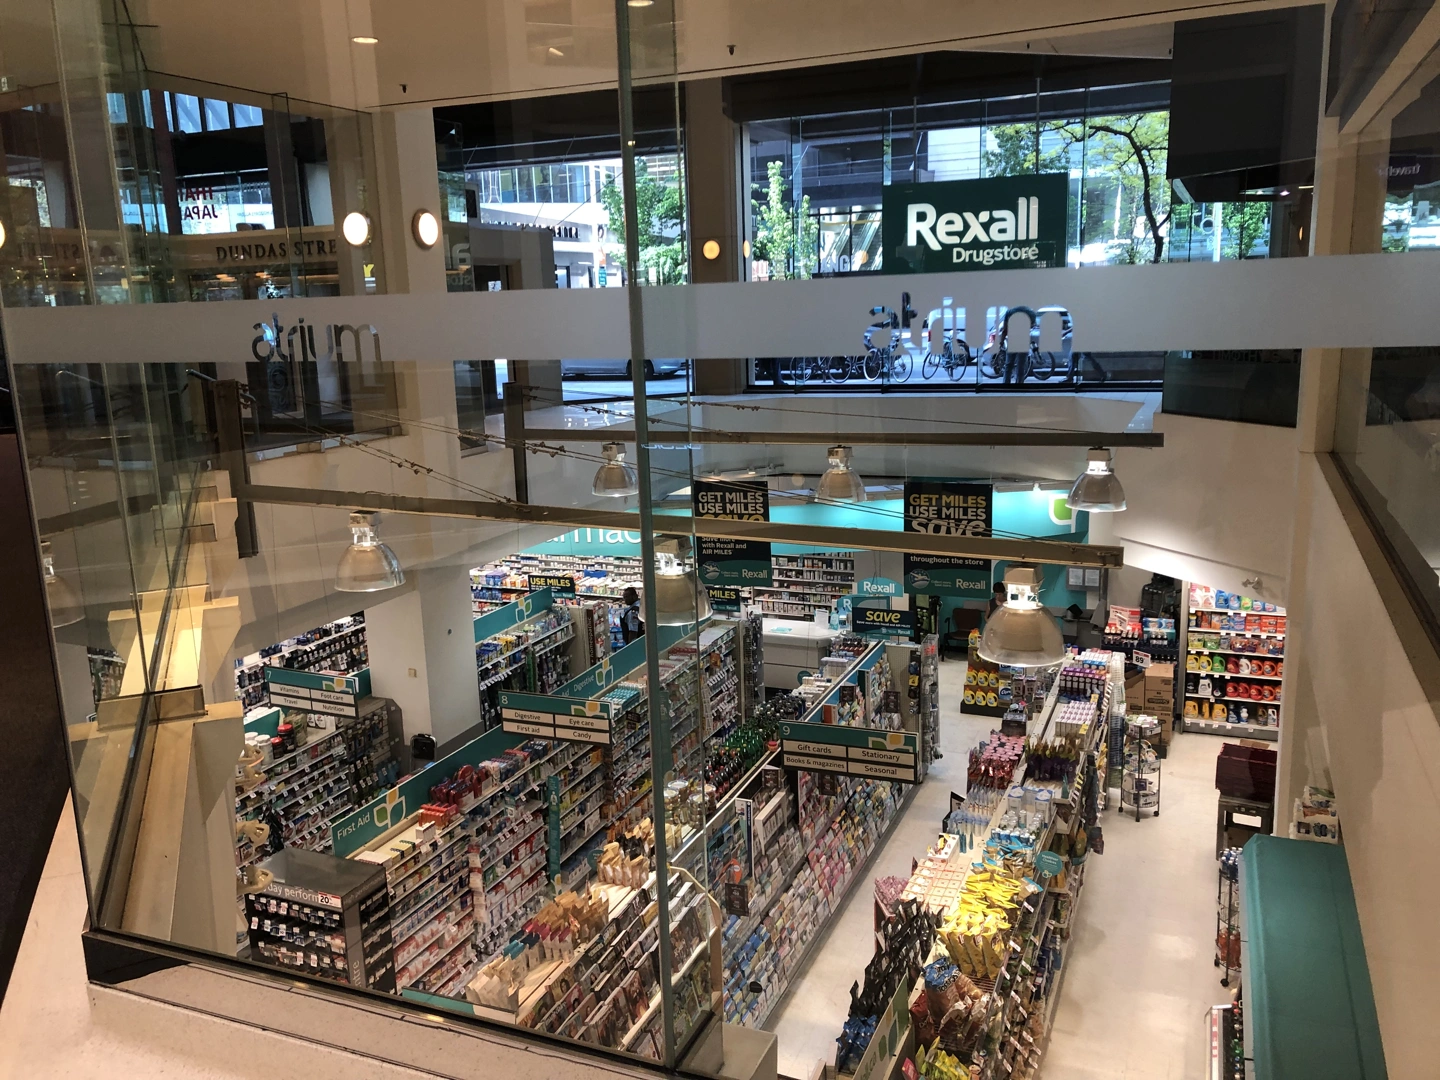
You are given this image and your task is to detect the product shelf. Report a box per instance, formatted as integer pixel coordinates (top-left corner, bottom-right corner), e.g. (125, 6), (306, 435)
(1186, 667), (1283, 680)
(1185, 645), (1286, 658)
(400, 919), (476, 991)
(1185, 692), (1283, 707)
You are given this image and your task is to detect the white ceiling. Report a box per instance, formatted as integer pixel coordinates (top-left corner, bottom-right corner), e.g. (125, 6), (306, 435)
(116, 0), (1288, 112)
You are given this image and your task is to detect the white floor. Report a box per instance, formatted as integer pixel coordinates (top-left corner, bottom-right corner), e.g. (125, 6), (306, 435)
(1, 675), (1229, 1080)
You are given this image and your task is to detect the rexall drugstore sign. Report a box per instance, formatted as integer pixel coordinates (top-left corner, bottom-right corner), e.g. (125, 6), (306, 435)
(882, 174), (1068, 273)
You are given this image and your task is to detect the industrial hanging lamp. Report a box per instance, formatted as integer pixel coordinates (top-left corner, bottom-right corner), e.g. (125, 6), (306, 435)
(1066, 447), (1126, 512)
(978, 565), (1065, 667)
(335, 511), (405, 592)
(40, 541), (83, 628)
(592, 442), (640, 497)
(816, 445), (865, 503)
(652, 538), (711, 625)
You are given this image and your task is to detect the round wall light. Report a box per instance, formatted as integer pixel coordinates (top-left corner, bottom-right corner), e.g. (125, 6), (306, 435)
(702, 239), (720, 260)
(341, 211), (371, 247)
(0, 220), (7, 249)
(742, 239), (751, 259)
(351, 35), (379, 44)
(412, 209), (440, 249)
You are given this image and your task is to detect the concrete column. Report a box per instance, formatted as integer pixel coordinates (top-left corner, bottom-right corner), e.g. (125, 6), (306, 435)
(373, 108), (447, 296)
(685, 79), (748, 395)
(1277, 91), (1394, 823)
(364, 565), (479, 750)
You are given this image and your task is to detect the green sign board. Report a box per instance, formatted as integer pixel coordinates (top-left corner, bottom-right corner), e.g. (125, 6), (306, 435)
(473, 587), (554, 643)
(497, 689), (616, 745)
(263, 666), (371, 718)
(856, 576), (903, 598)
(881, 174), (1069, 273)
(694, 479), (773, 587)
(559, 622), (695, 700)
(904, 553), (993, 598)
(776, 720), (919, 783)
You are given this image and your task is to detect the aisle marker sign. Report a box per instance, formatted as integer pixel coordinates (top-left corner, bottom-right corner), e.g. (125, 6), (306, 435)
(499, 690), (615, 745)
(777, 721), (918, 784)
(263, 667), (370, 718)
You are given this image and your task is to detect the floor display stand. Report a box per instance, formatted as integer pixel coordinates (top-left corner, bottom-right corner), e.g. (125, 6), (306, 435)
(1216, 847), (1241, 988)
(1120, 714), (1162, 820)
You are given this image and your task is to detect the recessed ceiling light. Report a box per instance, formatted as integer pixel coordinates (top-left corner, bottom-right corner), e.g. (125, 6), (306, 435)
(351, 35), (378, 44)
(548, 46), (564, 57)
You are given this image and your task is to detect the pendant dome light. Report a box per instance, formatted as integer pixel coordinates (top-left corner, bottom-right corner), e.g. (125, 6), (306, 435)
(1067, 447), (1126, 512)
(979, 565), (1065, 667)
(816, 445), (865, 503)
(592, 441), (639, 497)
(335, 511), (406, 592)
(652, 538), (711, 625)
(40, 541), (83, 628)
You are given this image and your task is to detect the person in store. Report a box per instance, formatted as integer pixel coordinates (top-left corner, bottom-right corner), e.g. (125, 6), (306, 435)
(620, 587), (644, 644)
(988, 580), (1007, 620)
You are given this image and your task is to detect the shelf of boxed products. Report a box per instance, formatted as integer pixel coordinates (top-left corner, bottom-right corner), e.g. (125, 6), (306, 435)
(756, 554), (856, 620)
(349, 738), (573, 992)
(725, 774), (908, 1028)
(461, 867), (717, 1062)
(898, 751), (1102, 1077)
(475, 607), (577, 728)
(234, 615), (368, 711)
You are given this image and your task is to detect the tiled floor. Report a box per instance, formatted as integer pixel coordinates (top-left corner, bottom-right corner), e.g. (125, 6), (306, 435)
(2, 675), (1228, 1080)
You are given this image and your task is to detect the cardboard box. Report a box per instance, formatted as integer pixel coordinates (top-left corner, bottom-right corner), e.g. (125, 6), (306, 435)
(1144, 663), (1175, 695)
(1124, 672), (1145, 713)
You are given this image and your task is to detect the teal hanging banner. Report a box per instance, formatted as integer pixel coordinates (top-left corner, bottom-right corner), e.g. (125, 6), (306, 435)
(694, 479), (773, 587)
(881, 174), (1069, 273)
(904, 554), (993, 598)
(559, 622), (696, 700)
(473, 587), (554, 643)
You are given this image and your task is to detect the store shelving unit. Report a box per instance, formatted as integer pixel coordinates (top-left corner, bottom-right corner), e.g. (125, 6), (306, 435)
(1182, 585), (1286, 742)
(753, 553), (855, 621)
(235, 615), (368, 712)
(475, 605), (580, 730)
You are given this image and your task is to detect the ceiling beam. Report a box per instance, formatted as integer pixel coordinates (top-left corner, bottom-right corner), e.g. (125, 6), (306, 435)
(238, 483), (1123, 568)
(521, 429), (1165, 447)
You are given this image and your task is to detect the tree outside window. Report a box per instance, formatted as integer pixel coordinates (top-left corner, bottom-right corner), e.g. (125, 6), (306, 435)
(750, 160), (818, 280)
(598, 155), (687, 285)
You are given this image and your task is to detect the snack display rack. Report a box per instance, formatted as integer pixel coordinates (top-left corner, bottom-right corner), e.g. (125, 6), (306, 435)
(1182, 584), (1285, 741)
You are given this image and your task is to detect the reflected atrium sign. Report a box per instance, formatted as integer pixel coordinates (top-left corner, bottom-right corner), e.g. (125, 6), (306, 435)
(882, 174), (1068, 273)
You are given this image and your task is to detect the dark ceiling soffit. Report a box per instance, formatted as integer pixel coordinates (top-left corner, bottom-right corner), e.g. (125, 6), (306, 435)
(723, 52), (1172, 124)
